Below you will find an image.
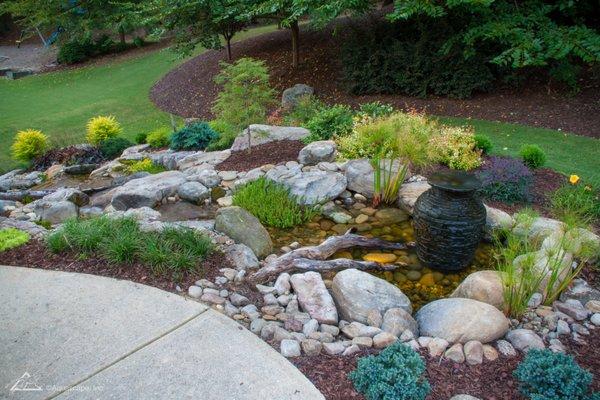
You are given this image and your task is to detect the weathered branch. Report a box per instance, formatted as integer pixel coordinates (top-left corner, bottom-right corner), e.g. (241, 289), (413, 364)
(248, 233), (411, 283)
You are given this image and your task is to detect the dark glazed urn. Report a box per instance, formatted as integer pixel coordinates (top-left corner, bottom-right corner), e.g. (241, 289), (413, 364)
(413, 171), (486, 271)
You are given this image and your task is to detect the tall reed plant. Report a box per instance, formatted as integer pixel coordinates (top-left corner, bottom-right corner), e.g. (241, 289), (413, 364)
(371, 155), (408, 208)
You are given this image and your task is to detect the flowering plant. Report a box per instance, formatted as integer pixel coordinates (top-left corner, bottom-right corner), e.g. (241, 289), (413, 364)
(477, 156), (533, 203)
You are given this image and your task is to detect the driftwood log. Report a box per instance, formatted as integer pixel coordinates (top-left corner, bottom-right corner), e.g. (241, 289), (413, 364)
(248, 232), (413, 283)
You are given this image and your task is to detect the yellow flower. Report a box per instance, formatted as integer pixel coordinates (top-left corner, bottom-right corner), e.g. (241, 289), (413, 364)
(569, 175), (580, 185)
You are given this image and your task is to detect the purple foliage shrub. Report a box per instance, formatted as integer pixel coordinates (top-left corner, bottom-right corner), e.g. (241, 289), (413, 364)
(477, 156), (533, 203)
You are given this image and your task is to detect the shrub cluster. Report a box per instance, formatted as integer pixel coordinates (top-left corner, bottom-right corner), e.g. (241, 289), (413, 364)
(86, 115), (122, 145)
(519, 144), (547, 169)
(0, 228), (30, 252)
(304, 104), (354, 142)
(170, 121), (219, 151)
(46, 217), (213, 280)
(58, 34), (141, 65)
(146, 127), (172, 148)
(11, 129), (49, 162)
(429, 126), (482, 171)
(349, 342), (430, 400)
(474, 134), (493, 154)
(514, 349), (598, 400)
(232, 177), (319, 228)
(99, 137), (134, 159)
(477, 156), (533, 203)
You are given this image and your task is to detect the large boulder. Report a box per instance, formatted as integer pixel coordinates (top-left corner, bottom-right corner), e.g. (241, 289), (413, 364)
(397, 181), (431, 215)
(231, 125), (310, 152)
(298, 141), (337, 165)
(332, 269), (412, 324)
(32, 200), (78, 224)
(416, 298), (509, 344)
(185, 168), (222, 188)
(214, 206), (273, 259)
(451, 270), (505, 310)
(265, 164), (346, 205)
(290, 272), (338, 324)
(281, 84), (314, 109)
(110, 171), (187, 210)
(484, 205), (514, 241)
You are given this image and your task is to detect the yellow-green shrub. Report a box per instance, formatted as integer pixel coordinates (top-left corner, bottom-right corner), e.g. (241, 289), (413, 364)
(86, 115), (122, 145)
(429, 126), (482, 170)
(11, 129), (49, 162)
(124, 158), (165, 174)
(146, 127), (172, 148)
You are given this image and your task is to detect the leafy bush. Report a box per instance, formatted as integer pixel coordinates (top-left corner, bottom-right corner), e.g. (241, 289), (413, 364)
(146, 127), (172, 148)
(474, 134), (493, 154)
(283, 95), (325, 126)
(304, 104), (355, 142)
(342, 20), (494, 99)
(349, 342), (430, 400)
(514, 349), (597, 400)
(429, 126), (482, 170)
(11, 129), (49, 162)
(170, 121), (219, 151)
(134, 132), (148, 144)
(232, 177), (319, 228)
(123, 158), (166, 174)
(477, 157), (533, 203)
(57, 35), (95, 64)
(206, 119), (238, 151)
(212, 57), (275, 132)
(520, 144), (547, 169)
(551, 182), (600, 225)
(0, 228), (30, 252)
(86, 115), (122, 145)
(46, 216), (213, 280)
(99, 137), (133, 159)
(358, 102), (395, 119)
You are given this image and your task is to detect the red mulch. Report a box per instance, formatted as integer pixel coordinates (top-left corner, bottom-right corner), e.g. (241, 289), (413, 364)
(293, 329), (600, 400)
(215, 140), (306, 172)
(150, 22), (600, 138)
(0, 239), (226, 292)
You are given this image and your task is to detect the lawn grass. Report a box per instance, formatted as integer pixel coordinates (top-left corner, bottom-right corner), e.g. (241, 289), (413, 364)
(440, 117), (600, 187)
(0, 25), (277, 174)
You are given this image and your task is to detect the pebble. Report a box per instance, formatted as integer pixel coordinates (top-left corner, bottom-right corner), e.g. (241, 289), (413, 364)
(464, 341), (483, 365)
(303, 319), (319, 336)
(262, 305), (284, 316)
(400, 329), (415, 342)
(196, 279), (215, 288)
(215, 276), (228, 285)
(280, 339), (301, 357)
(556, 319), (570, 335)
(549, 338), (566, 353)
(355, 214), (369, 224)
(220, 268), (237, 281)
(219, 290), (229, 298)
(585, 300), (600, 313)
(571, 323), (589, 335)
(188, 285), (202, 299)
(229, 292), (250, 307)
(496, 340), (516, 357)
(256, 284), (276, 294)
(241, 304), (260, 321)
(341, 322), (382, 339)
(308, 331), (334, 343)
(591, 313), (600, 326)
(320, 324), (340, 336)
(273, 327), (293, 343)
(223, 302), (239, 317)
(203, 288), (220, 296)
(263, 293), (278, 305)
(366, 309), (383, 328)
(274, 273), (291, 295)
(445, 343), (465, 363)
(528, 293), (543, 308)
(285, 318), (304, 332)
(373, 332), (398, 349)
(482, 344), (499, 361)
(250, 319), (267, 334)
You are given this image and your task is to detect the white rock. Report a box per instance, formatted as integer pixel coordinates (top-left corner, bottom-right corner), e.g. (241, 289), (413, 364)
(427, 337), (449, 357)
(188, 285), (202, 299)
(280, 339), (301, 357)
(496, 339), (516, 357)
(445, 343), (465, 363)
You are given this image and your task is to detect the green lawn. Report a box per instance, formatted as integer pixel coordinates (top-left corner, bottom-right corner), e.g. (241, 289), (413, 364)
(441, 117), (600, 187)
(0, 25), (277, 174)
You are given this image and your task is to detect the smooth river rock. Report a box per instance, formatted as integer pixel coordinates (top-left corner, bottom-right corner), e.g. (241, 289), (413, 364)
(332, 269), (412, 324)
(214, 206), (273, 259)
(451, 270), (505, 310)
(290, 272), (338, 325)
(416, 298), (509, 344)
(110, 171), (187, 210)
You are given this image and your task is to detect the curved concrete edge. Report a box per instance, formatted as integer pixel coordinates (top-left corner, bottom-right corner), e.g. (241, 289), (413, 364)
(0, 266), (324, 400)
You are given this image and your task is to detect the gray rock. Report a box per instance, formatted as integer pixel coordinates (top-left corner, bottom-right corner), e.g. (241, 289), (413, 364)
(188, 286), (202, 299)
(373, 332), (398, 349)
(366, 309), (383, 328)
(381, 308), (418, 336)
(110, 171), (187, 210)
(561, 279), (600, 305)
(186, 168), (222, 188)
(556, 319), (570, 335)
(303, 319), (319, 336)
(463, 340), (483, 365)
(280, 339), (301, 357)
(308, 331), (334, 343)
(265, 165), (347, 205)
(554, 300), (589, 321)
(200, 293), (225, 305)
(513, 216), (565, 242)
(298, 141), (336, 165)
(484, 205), (514, 240)
(445, 343), (465, 363)
(451, 270), (504, 310)
(43, 188), (89, 206)
(397, 181), (431, 214)
(342, 344), (361, 356)
(322, 342), (345, 355)
(222, 243), (260, 270)
(332, 269), (412, 324)
(320, 324), (340, 336)
(250, 318), (267, 335)
(301, 339), (322, 356)
(214, 207), (273, 259)
(32, 200), (78, 224)
(290, 272), (338, 324)
(282, 84), (314, 109)
(231, 125), (310, 152)
(274, 273), (291, 295)
(177, 150), (231, 170)
(321, 202), (353, 224)
(63, 163), (98, 175)
(352, 336), (373, 348)
(241, 304), (260, 321)
(229, 292), (250, 307)
(416, 298), (509, 344)
(450, 396), (482, 400)
(590, 313), (600, 326)
(177, 181), (209, 204)
(506, 329), (545, 352)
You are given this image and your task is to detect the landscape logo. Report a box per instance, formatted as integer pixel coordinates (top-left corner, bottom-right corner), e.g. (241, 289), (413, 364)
(10, 372), (42, 392)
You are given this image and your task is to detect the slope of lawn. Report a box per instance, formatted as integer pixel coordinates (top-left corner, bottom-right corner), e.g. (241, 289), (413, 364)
(0, 25), (277, 173)
(441, 117), (600, 187)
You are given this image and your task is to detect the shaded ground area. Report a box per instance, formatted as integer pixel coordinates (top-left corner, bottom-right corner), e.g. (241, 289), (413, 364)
(151, 24), (600, 138)
(0, 44), (57, 72)
(216, 140), (306, 171)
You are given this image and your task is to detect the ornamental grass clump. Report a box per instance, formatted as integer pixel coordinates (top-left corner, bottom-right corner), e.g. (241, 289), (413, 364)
(372, 155), (409, 207)
(349, 342), (430, 400)
(232, 177), (319, 228)
(0, 228), (30, 252)
(86, 115), (122, 145)
(551, 181), (600, 225)
(11, 129), (49, 162)
(477, 156), (533, 203)
(514, 349), (598, 400)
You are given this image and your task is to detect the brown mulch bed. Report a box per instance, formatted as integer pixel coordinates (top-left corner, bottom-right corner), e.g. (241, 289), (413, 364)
(0, 239), (227, 292)
(215, 140), (306, 172)
(293, 329), (600, 400)
(150, 23), (600, 138)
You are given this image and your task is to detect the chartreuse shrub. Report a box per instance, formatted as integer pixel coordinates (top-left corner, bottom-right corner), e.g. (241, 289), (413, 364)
(0, 228), (30, 252)
(170, 122), (218, 151)
(349, 342), (430, 400)
(520, 144), (547, 169)
(232, 177), (319, 228)
(146, 127), (172, 148)
(123, 158), (166, 175)
(212, 57), (275, 134)
(551, 181), (600, 225)
(46, 216), (213, 280)
(86, 115), (122, 145)
(206, 119), (238, 151)
(99, 137), (133, 159)
(429, 126), (482, 170)
(11, 129), (49, 162)
(474, 134), (493, 154)
(304, 104), (354, 142)
(514, 349), (598, 400)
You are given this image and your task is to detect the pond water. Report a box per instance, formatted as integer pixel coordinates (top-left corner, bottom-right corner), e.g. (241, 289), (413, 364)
(267, 207), (495, 310)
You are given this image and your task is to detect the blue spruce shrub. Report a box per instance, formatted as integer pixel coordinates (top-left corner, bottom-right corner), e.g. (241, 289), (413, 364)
(348, 342), (430, 400)
(170, 122), (219, 151)
(514, 349), (598, 400)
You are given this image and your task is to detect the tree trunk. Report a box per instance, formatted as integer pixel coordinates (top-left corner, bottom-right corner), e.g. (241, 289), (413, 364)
(226, 37), (232, 61)
(290, 20), (300, 68)
(119, 27), (126, 45)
